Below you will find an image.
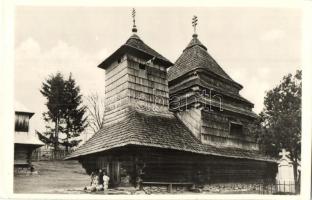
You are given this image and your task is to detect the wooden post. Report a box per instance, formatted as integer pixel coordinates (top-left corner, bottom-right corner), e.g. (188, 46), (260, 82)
(168, 184), (172, 193)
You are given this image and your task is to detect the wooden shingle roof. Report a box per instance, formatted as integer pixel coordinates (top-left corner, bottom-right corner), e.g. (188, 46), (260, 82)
(15, 101), (34, 117)
(66, 108), (275, 162)
(168, 34), (241, 89)
(98, 34), (173, 69)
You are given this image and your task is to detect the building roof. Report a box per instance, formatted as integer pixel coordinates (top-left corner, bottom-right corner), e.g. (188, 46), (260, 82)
(66, 108), (275, 163)
(98, 34), (173, 69)
(14, 132), (44, 146)
(168, 34), (241, 89)
(15, 101), (34, 117)
(169, 75), (254, 107)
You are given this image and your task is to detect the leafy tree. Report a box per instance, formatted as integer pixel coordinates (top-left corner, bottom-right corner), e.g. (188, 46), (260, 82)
(37, 72), (87, 152)
(252, 70), (301, 191)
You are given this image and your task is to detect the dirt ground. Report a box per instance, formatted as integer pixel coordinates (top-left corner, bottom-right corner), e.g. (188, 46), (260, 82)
(14, 160), (140, 194)
(14, 160), (90, 194)
(13, 160), (263, 195)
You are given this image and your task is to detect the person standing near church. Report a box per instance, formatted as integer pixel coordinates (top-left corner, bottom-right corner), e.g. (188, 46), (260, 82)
(97, 169), (104, 191)
(103, 171), (110, 194)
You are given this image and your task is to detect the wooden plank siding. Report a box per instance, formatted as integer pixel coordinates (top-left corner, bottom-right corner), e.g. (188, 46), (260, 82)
(200, 110), (259, 150)
(14, 144), (40, 165)
(176, 107), (202, 140)
(103, 53), (171, 124)
(14, 145), (30, 164)
(104, 55), (130, 124)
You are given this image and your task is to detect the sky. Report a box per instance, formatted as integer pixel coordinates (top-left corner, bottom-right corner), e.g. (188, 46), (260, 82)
(14, 6), (301, 134)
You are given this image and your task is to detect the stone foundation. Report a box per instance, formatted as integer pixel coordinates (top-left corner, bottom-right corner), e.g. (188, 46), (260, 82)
(141, 183), (276, 194)
(143, 186), (168, 194)
(202, 183), (276, 194)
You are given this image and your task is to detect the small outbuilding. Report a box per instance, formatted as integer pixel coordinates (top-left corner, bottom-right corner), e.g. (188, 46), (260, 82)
(14, 101), (43, 172)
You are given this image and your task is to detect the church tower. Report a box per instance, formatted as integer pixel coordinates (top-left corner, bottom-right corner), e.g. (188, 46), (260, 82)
(98, 9), (173, 126)
(168, 16), (259, 150)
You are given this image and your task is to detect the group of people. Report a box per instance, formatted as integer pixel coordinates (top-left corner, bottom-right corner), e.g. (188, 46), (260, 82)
(84, 169), (110, 192)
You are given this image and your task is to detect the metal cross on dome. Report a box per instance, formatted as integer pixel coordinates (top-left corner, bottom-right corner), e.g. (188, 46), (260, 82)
(131, 8), (137, 33)
(192, 15), (198, 34)
(132, 8), (136, 26)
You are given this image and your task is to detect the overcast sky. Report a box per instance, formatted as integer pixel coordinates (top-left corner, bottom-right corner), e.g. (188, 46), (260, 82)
(14, 6), (301, 133)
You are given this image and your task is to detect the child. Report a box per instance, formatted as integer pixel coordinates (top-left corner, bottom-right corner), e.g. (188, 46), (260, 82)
(85, 171), (99, 192)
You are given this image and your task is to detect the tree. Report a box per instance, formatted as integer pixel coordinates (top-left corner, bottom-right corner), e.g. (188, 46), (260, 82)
(37, 72), (87, 153)
(61, 74), (87, 151)
(85, 93), (105, 134)
(253, 70), (301, 191)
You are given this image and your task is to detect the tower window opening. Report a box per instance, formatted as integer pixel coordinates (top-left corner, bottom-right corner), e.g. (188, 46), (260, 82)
(139, 63), (146, 70)
(229, 122), (243, 136)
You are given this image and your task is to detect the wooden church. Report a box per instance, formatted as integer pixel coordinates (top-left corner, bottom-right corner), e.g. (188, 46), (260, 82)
(66, 11), (277, 190)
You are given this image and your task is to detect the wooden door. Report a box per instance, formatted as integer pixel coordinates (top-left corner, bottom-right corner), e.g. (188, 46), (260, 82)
(109, 161), (120, 186)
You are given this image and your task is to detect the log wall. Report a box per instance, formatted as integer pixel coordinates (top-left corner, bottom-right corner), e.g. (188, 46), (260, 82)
(79, 147), (277, 187)
(14, 144), (31, 164)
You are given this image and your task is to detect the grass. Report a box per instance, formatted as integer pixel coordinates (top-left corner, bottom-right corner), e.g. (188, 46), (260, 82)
(14, 160), (89, 194)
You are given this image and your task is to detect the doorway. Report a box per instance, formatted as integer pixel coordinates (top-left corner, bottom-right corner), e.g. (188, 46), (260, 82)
(109, 161), (120, 186)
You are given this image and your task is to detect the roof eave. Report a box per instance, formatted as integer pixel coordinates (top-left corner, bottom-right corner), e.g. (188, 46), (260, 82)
(169, 68), (243, 90)
(65, 142), (276, 163)
(98, 45), (173, 70)
(15, 111), (35, 118)
(14, 142), (44, 147)
(196, 68), (243, 90)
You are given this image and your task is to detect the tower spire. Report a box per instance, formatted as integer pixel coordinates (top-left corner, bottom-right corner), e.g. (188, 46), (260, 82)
(192, 15), (198, 37)
(132, 8), (137, 33)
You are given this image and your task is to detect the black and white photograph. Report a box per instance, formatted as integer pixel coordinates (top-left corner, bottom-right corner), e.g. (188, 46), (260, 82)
(0, 1), (311, 199)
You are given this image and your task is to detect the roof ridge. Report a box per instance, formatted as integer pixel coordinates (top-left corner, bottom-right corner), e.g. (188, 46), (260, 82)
(124, 34), (172, 64)
(133, 109), (174, 118)
(98, 34), (173, 69)
(168, 36), (234, 82)
(184, 34), (207, 51)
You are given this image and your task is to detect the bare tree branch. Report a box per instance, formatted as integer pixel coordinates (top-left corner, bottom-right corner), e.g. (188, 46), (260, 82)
(85, 93), (105, 134)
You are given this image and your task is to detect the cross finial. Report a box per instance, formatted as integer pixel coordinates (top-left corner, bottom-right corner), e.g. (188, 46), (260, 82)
(132, 8), (137, 33)
(192, 15), (198, 36)
(279, 149), (290, 159)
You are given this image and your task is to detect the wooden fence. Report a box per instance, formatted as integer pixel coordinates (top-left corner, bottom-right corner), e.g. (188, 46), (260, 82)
(31, 149), (74, 161)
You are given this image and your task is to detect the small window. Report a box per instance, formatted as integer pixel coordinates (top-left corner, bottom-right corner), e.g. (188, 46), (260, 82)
(139, 63), (146, 70)
(15, 114), (30, 132)
(229, 122), (243, 136)
(117, 58), (121, 64)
